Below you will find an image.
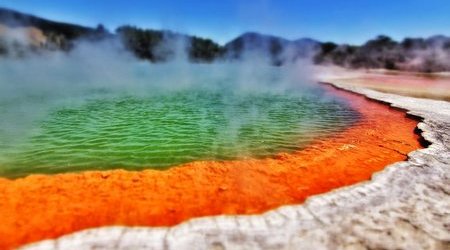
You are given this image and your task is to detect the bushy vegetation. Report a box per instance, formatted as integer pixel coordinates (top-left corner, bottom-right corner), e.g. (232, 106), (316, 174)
(314, 35), (450, 72)
(116, 25), (223, 62)
(115, 25), (164, 61)
(189, 35), (224, 62)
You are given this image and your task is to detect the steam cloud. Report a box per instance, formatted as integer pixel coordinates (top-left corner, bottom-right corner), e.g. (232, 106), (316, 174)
(0, 31), (318, 146)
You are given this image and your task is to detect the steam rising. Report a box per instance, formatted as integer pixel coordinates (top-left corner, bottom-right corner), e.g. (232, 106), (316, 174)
(0, 34), (319, 146)
(0, 24), (366, 178)
(406, 37), (450, 72)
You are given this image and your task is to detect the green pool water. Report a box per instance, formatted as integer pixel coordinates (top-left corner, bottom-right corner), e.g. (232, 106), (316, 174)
(0, 64), (359, 178)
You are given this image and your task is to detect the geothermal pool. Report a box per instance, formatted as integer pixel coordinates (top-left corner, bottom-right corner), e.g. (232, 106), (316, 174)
(0, 65), (421, 249)
(0, 65), (358, 177)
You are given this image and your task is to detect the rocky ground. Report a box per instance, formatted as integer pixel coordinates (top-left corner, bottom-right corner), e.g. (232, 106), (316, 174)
(20, 76), (450, 250)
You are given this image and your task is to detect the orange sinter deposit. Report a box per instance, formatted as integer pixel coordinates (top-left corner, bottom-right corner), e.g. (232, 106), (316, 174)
(0, 85), (422, 249)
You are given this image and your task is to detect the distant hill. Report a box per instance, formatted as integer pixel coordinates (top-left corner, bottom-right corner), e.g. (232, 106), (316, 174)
(0, 7), (223, 62)
(1, 7), (449, 72)
(0, 7), (108, 52)
(0, 7), (96, 40)
(224, 32), (320, 65)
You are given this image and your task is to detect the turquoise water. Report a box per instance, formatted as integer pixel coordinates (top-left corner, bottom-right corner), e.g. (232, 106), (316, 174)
(0, 64), (359, 177)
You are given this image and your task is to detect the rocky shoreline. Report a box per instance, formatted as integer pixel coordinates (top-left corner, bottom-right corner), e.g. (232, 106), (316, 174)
(21, 83), (450, 250)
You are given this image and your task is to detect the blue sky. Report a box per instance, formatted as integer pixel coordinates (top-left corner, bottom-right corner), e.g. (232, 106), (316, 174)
(1, 0), (449, 45)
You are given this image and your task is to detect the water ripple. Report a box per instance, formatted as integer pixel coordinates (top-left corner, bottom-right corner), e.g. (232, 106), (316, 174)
(0, 88), (359, 177)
